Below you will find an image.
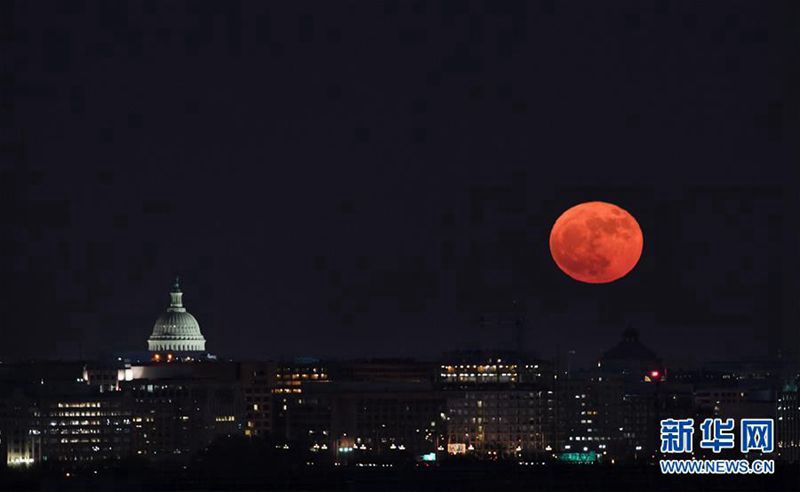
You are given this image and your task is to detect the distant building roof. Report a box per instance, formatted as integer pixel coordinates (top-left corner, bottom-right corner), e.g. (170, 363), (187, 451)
(600, 326), (658, 363)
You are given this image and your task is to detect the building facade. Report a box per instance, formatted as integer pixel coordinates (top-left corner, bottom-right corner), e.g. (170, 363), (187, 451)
(777, 379), (800, 463)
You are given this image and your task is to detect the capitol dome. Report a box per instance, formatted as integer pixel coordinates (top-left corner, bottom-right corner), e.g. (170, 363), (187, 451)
(147, 278), (207, 352)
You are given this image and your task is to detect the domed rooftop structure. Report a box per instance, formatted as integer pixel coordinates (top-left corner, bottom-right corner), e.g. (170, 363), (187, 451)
(601, 326), (657, 362)
(598, 326), (662, 381)
(147, 278), (206, 353)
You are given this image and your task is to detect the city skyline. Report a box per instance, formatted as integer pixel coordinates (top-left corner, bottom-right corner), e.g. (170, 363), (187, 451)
(1, 332), (797, 477)
(0, 272), (789, 378)
(0, 266), (795, 368)
(3, 2), (799, 488)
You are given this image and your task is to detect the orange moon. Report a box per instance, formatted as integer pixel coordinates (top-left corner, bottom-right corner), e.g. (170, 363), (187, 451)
(549, 201), (643, 284)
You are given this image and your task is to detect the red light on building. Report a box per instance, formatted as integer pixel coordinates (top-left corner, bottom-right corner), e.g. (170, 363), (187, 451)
(644, 369), (666, 383)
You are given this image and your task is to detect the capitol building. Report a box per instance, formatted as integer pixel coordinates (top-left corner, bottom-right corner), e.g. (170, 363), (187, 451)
(147, 278), (207, 354)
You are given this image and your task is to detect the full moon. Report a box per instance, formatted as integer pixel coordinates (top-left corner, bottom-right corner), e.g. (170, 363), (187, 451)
(549, 201), (643, 284)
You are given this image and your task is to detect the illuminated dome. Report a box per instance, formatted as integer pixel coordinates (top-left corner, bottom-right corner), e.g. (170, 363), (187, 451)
(147, 278), (206, 352)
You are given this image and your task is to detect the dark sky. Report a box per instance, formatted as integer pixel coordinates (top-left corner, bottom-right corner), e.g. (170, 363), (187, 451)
(3, 1), (799, 367)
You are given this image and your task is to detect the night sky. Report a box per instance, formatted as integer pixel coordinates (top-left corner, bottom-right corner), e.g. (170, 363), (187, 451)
(3, 1), (799, 366)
